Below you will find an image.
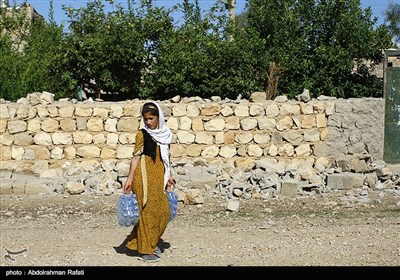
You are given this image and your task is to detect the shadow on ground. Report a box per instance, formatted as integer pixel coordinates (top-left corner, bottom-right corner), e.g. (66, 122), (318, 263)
(113, 235), (170, 257)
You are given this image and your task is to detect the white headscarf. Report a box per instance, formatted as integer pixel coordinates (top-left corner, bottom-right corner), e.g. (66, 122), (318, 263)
(142, 101), (172, 189)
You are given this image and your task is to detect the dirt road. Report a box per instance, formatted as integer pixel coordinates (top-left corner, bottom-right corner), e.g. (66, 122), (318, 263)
(1, 192), (399, 272)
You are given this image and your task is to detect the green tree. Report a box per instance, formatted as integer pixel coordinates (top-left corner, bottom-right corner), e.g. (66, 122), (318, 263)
(245, 0), (393, 99)
(60, 0), (176, 100)
(21, 19), (65, 99)
(385, 1), (400, 47)
(2, 0), (394, 102)
(0, 1), (64, 101)
(0, 3), (27, 100)
(143, 0), (262, 100)
(0, 36), (23, 101)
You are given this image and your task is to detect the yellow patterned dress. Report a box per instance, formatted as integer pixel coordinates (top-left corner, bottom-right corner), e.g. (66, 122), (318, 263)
(126, 130), (170, 254)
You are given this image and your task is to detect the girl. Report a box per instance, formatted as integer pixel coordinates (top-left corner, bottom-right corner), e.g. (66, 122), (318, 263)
(123, 101), (174, 262)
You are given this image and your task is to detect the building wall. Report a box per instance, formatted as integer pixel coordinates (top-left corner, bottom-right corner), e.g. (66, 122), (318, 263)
(2, 3), (44, 52)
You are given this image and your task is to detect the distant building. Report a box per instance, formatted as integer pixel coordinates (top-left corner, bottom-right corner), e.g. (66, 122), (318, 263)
(0, 0), (9, 9)
(1, 0), (44, 52)
(2, 0), (44, 24)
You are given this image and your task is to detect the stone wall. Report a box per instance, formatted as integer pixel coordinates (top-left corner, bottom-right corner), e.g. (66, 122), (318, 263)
(0, 93), (387, 197)
(315, 98), (384, 159)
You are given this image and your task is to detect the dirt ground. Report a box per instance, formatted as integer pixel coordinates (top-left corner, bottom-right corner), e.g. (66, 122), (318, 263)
(0, 191), (400, 271)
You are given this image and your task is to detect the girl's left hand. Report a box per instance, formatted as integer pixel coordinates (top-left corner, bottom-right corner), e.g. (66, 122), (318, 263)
(166, 176), (174, 191)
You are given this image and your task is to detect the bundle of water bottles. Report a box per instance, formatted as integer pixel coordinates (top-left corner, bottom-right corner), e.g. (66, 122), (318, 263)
(167, 191), (179, 221)
(117, 193), (139, 227)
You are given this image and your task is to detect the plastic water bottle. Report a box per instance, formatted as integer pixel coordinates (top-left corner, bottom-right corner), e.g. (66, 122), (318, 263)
(167, 191), (178, 221)
(117, 193), (139, 227)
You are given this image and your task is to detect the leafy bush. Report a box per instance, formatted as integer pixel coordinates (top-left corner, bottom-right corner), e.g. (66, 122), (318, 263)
(0, 0), (395, 101)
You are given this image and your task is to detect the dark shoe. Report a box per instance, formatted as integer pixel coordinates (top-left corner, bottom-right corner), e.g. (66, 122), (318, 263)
(153, 247), (162, 256)
(137, 254), (160, 263)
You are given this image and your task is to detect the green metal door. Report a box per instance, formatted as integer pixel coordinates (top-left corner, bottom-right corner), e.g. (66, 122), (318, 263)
(384, 50), (400, 164)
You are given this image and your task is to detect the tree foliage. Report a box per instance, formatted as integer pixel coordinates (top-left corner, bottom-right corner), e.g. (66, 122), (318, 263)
(244, 0), (393, 99)
(385, 1), (400, 47)
(0, 0), (395, 101)
(143, 0), (261, 100)
(59, 0), (178, 100)
(0, 2), (64, 100)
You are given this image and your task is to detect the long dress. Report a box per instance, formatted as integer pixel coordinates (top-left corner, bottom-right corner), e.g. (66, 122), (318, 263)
(126, 130), (170, 255)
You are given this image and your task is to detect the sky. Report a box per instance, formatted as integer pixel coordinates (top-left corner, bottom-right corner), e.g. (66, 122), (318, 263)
(9, 0), (395, 28)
